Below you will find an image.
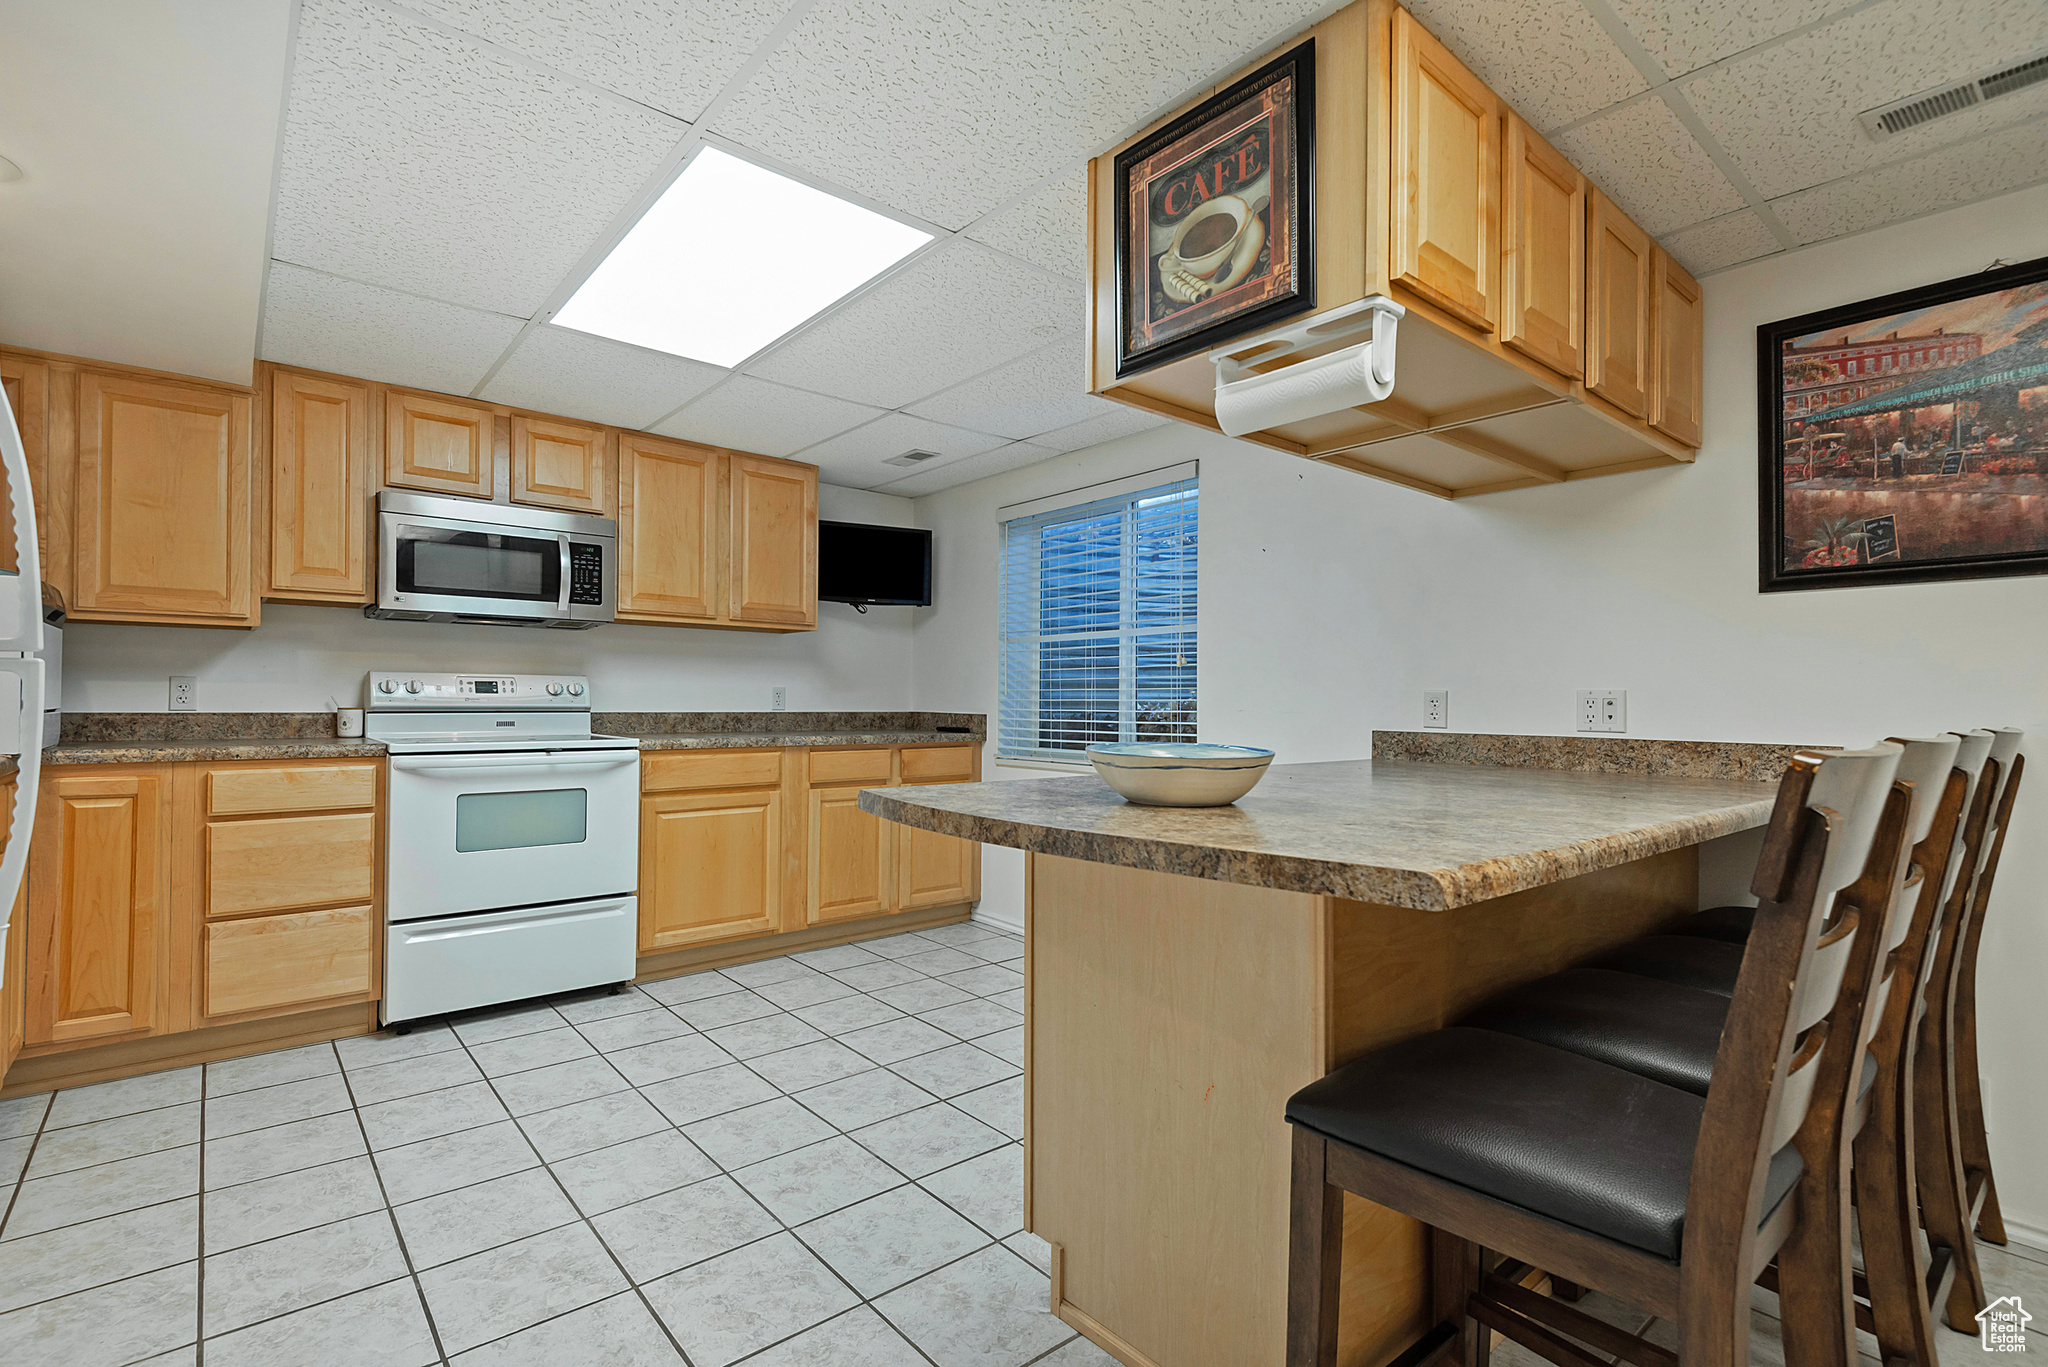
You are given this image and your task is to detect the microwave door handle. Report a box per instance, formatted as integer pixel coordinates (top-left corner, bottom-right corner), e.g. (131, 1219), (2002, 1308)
(558, 534), (572, 614)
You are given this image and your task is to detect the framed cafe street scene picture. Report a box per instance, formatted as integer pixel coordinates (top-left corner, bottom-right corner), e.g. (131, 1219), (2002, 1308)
(1113, 41), (1314, 377)
(1759, 254), (2048, 592)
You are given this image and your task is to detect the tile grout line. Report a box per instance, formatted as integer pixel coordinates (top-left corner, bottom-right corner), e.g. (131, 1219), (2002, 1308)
(332, 1035), (457, 1367)
(195, 1062), (208, 1365)
(0, 1093), (54, 1239)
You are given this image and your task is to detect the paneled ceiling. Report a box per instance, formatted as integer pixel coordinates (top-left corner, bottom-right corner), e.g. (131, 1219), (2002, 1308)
(10, 1), (2042, 494)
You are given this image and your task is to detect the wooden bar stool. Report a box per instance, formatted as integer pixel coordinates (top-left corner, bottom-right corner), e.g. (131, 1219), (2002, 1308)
(1463, 736), (1970, 1367)
(1952, 730), (2023, 1253)
(1284, 744), (1904, 1367)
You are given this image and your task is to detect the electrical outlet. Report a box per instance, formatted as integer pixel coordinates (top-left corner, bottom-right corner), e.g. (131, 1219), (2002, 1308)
(1577, 690), (1626, 734)
(771, 687), (787, 712)
(1423, 690), (1448, 729)
(170, 675), (197, 712)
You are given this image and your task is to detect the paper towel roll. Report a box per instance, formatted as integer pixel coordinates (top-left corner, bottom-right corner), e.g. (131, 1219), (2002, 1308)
(1213, 339), (1396, 437)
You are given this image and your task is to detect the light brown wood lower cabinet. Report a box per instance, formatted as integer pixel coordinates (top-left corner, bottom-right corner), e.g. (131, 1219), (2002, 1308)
(204, 905), (373, 1017)
(640, 787), (783, 951)
(26, 769), (166, 1044)
(807, 786), (895, 925)
(0, 775), (24, 1075)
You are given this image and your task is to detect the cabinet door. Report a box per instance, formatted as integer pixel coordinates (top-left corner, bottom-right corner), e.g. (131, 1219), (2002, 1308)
(1499, 113), (1584, 379)
(512, 415), (611, 514)
(1390, 7), (1498, 332)
(27, 771), (165, 1044)
(1, 776), (22, 1075)
(728, 454), (817, 627)
(897, 812), (980, 911)
(0, 354), (47, 580)
(807, 785), (892, 925)
(76, 372), (252, 622)
(1585, 189), (1653, 418)
(619, 434), (719, 621)
(270, 371), (373, 601)
(385, 391), (494, 499)
(1651, 250), (1704, 447)
(640, 788), (781, 950)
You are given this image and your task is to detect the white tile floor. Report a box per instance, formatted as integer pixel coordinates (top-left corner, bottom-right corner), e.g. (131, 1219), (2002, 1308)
(1, 917), (2042, 1367)
(0, 921), (1113, 1367)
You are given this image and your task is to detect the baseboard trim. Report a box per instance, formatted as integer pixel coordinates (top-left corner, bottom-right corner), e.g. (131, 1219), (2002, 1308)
(972, 907), (1024, 935)
(2, 1003), (379, 1098)
(633, 904), (972, 982)
(1999, 1218), (2048, 1258)
(1056, 1299), (1161, 1367)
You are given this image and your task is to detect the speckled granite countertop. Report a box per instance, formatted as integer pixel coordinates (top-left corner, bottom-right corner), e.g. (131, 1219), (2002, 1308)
(47, 736), (389, 765)
(862, 757), (1782, 911)
(606, 711), (983, 752)
(631, 731), (980, 750)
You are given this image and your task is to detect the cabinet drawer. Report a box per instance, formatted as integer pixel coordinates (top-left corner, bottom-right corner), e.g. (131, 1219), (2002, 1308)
(643, 749), (783, 793)
(208, 763), (376, 815)
(208, 811), (376, 916)
(899, 746), (974, 782)
(205, 906), (373, 1016)
(809, 749), (891, 786)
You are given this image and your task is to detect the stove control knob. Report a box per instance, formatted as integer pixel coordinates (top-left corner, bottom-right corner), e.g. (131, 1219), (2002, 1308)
(377, 679), (397, 694)
(567, 682), (584, 697)
(404, 679), (424, 694)
(546, 682), (564, 696)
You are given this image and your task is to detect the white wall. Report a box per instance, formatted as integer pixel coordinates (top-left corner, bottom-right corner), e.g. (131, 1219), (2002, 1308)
(63, 486), (920, 714)
(909, 184), (2048, 1237)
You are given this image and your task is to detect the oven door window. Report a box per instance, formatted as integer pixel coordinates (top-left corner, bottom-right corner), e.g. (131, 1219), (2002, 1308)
(455, 788), (588, 852)
(397, 527), (561, 603)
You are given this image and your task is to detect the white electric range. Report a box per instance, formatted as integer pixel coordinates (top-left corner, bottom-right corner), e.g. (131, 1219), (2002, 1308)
(367, 671), (639, 1028)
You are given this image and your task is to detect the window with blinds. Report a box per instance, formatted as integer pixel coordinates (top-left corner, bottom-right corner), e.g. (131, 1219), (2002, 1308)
(997, 469), (1197, 764)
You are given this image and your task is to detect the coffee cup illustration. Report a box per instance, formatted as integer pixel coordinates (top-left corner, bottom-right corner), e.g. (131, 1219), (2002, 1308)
(1160, 192), (1270, 304)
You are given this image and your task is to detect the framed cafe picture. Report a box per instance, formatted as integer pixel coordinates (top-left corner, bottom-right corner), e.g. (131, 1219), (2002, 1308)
(1759, 254), (2048, 592)
(1113, 41), (1315, 378)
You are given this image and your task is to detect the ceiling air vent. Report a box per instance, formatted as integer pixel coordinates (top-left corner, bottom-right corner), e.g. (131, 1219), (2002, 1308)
(1859, 48), (2048, 140)
(883, 448), (944, 468)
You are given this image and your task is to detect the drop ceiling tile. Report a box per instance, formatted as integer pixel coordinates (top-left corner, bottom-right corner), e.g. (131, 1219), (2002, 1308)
(964, 169), (1088, 282)
(795, 412), (1007, 489)
(260, 262), (524, 394)
(1684, 0), (2048, 199)
(273, 0), (685, 317)
(905, 340), (1106, 439)
(1607, 0), (1860, 79)
(401, 0), (794, 121)
(746, 240), (1081, 409)
(653, 375), (884, 457)
(872, 441), (1062, 497)
(709, 0), (1336, 228)
(1026, 405), (1169, 455)
(1554, 98), (1747, 236)
(479, 325), (726, 428)
(1402, 0), (1647, 131)
(1657, 211), (1783, 275)
(1769, 119), (2048, 245)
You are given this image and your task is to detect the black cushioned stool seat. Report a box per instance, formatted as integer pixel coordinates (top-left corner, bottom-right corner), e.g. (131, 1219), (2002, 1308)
(1592, 935), (1745, 996)
(1285, 1027), (1803, 1263)
(1461, 969), (1728, 1096)
(1667, 905), (1759, 945)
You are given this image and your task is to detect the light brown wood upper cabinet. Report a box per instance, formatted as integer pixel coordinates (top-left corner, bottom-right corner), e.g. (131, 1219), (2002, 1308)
(618, 433), (719, 622)
(75, 371), (253, 624)
(728, 454), (818, 627)
(1585, 189), (1654, 419)
(1651, 250), (1704, 447)
(1390, 6), (1498, 333)
(512, 415), (611, 514)
(27, 769), (166, 1044)
(270, 371), (373, 603)
(385, 391), (494, 499)
(1499, 113), (1584, 379)
(0, 354), (48, 580)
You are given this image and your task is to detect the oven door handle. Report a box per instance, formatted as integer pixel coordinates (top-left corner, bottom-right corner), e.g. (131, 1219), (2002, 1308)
(558, 533), (572, 614)
(390, 753), (639, 775)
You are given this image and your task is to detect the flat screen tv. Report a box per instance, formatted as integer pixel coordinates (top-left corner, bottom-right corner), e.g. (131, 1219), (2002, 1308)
(818, 521), (932, 607)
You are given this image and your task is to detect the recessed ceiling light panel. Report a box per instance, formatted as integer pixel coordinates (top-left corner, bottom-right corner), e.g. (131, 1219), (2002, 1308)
(553, 147), (932, 367)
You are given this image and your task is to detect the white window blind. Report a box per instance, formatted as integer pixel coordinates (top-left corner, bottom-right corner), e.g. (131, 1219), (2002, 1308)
(997, 469), (1197, 764)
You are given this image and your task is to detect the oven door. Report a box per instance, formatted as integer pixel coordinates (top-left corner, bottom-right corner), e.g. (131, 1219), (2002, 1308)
(381, 507), (571, 622)
(386, 749), (640, 921)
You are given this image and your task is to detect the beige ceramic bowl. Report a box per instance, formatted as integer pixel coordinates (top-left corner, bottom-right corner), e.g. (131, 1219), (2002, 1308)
(1085, 743), (1275, 807)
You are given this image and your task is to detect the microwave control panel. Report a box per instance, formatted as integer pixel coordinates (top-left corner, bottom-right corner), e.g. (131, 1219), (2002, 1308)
(366, 672), (590, 707)
(568, 542), (605, 606)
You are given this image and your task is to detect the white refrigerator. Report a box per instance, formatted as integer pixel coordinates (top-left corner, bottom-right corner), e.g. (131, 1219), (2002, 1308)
(0, 383), (45, 985)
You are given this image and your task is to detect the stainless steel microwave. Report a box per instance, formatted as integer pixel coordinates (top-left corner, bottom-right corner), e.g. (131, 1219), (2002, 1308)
(370, 491), (616, 628)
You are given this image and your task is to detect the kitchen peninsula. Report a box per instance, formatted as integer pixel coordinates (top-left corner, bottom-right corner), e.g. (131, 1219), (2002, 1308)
(861, 734), (1801, 1367)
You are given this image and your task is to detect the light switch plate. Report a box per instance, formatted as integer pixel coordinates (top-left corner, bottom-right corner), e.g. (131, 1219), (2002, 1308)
(1577, 690), (1626, 733)
(1423, 690), (1448, 729)
(170, 675), (197, 712)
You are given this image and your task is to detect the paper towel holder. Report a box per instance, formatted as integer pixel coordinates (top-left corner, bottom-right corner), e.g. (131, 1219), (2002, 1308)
(1208, 295), (1405, 438)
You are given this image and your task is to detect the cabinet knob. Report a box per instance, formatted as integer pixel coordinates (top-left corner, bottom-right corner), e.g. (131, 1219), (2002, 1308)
(404, 679), (424, 694)
(546, 682), (564, 696)
(567, 682), (584, 697)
